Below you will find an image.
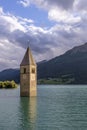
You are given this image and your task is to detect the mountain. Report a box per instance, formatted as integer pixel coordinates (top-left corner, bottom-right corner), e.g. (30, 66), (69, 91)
(1, 42), (87, 84)
(37, 42), (87, 84)
(0, 69), (20, 83)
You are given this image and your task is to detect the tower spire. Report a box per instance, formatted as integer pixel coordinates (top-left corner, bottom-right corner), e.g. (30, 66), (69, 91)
(20, 47), (36, 66)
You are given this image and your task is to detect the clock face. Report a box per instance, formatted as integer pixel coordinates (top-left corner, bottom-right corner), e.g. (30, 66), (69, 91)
(31, 74), (35, 80)
(23, 75), (26, 79)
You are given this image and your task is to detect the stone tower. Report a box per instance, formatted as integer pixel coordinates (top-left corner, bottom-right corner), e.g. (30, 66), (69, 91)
(20, 47), (37, 97)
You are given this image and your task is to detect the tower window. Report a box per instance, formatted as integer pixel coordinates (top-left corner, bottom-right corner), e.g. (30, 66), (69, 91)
(32, 68), (35, 73)
(24, 68), (26, 74)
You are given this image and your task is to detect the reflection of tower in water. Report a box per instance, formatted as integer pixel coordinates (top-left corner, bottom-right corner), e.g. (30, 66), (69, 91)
(20, 97), (37, 130)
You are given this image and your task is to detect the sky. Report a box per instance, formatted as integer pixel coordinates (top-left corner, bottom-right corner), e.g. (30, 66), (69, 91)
(0, 0), (87, 70)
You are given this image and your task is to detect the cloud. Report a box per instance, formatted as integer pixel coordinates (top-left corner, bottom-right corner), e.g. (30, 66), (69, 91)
(28, 0), (75, 10)
(48, 8), (81, 24)
(42, 0), (74, 10)
(17, 0), (81, 24)
(0, 39), (25, 70)
(17, 0), (30, 7)
(74, 0), (87, 11)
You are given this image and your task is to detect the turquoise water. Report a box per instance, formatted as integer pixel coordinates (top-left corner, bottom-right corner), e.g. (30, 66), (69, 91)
(0, 85), (87, 130)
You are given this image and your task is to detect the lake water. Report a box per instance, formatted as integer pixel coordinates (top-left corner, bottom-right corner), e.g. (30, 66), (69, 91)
(0, 85), (87, 130)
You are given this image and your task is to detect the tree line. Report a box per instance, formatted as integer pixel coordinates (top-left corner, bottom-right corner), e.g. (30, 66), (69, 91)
(0, 80), (17, 88)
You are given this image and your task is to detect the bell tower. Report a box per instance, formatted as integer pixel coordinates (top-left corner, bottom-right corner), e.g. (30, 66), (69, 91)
(20, 47), (37, 97)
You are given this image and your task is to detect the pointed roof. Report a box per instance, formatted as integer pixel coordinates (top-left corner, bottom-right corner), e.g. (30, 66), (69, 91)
(20, 47), (36, 66)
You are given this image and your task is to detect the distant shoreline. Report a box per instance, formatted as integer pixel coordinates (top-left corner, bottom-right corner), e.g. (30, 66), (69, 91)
(37, 78), (87, 85)
(37, 78), (74, 85)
